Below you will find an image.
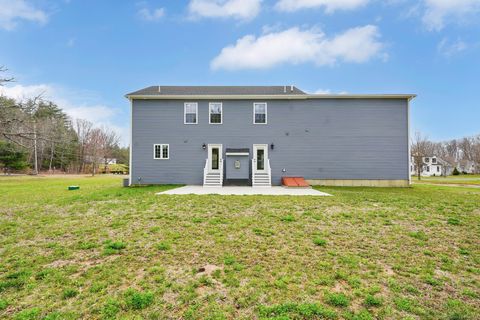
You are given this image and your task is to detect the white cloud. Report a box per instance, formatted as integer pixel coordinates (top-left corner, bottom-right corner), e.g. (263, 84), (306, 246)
(0, 84), (128, 145)
(437, 38), (468, 56)
(211, 25), (384, 70)
(188, 0), (261, 20)
(314, 89), (349, 94)
(137, 7), (165, 21)
(0, 0), (48, 30)
(422, 0), (480, 31)
(315, 89), (332, 94)
(275, 0), (369, 13)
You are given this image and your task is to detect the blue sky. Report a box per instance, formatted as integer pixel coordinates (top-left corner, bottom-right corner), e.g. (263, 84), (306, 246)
(1, 0), (479, 145)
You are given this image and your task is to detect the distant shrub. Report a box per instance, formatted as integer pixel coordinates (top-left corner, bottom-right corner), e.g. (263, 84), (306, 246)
(62, 288), (79, 299)
(453, 168), (460, 175)
(324, 292), (349, 307)
(313, 237), (327, 247)
(124, 289), (154, 310)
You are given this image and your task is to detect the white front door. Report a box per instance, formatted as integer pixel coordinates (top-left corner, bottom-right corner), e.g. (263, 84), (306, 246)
(253, 144), (268, 173)
(208, 144), (222, 173)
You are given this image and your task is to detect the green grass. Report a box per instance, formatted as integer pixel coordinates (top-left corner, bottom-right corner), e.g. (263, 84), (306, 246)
(414, 174), (480, 186)
(0, 175), (479, 319)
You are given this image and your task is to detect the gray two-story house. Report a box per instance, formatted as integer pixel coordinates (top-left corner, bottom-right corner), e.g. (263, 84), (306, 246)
(126, 86), (415, 187)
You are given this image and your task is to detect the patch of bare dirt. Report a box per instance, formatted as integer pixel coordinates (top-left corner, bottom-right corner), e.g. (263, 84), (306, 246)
(196, 264), (222, 277)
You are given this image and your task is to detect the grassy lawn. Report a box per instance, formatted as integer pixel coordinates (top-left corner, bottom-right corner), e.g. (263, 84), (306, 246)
(0, 176), (479, 319)
(413, 175), (480, 186)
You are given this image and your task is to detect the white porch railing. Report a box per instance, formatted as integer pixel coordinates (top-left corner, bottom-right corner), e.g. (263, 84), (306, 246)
(203, 158), (224, 186)
(203, 159), (208, 185)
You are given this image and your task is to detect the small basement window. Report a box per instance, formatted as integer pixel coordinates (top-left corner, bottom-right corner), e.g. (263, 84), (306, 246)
(209, 102), (222, 124)
(184, 102), (198, 124)
(154, 144), (169, 159)
(254, 102), (267, 124)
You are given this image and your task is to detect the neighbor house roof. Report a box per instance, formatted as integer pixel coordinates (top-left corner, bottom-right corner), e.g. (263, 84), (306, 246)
(125, 86), (416, 100)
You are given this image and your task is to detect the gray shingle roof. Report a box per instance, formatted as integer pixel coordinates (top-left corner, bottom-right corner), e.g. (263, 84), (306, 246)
(126, 86), (306, 96)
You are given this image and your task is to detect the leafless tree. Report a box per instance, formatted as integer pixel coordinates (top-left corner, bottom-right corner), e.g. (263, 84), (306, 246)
(74, 119), (93, 173)
(411, 131), (433, 180)
(0, 66), (14, 86)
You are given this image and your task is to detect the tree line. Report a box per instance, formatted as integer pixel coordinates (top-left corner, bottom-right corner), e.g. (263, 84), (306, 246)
(0, 67), (128, 175)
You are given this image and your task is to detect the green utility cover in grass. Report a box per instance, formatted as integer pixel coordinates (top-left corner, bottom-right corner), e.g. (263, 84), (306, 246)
(68, 186), (80, 190)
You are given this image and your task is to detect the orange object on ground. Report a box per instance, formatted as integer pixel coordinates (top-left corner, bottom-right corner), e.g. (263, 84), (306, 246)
(282, 177), (310, 187)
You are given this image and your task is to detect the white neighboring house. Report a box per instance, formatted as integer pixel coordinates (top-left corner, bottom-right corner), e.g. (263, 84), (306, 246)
(410, 156), (446, 177)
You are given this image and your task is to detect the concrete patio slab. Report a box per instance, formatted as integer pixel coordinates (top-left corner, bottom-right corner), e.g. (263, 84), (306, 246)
(157, 186), (331, 196)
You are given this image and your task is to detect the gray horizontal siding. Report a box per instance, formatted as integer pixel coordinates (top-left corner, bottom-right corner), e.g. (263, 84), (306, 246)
(131, 99), (409, 185)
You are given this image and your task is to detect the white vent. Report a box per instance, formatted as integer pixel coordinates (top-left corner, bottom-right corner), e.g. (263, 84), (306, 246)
(158, 86), (161, 93)
(290, 85), (294, 92)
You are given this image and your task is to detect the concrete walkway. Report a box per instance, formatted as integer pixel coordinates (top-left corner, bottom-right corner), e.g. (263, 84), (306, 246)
(157, 186), (331, 196)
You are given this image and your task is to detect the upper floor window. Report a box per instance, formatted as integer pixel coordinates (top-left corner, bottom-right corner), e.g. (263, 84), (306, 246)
(432, 158), (436, 164)
(254, 102), (267, 124)
(154, 144), (169, 159)
(209, 103), (222, 124)
(425, 157), (430, 162)
(184, 103), (198, 124)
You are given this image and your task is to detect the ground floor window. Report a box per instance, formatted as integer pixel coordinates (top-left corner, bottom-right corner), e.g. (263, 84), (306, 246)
(154, 144), (169, 159)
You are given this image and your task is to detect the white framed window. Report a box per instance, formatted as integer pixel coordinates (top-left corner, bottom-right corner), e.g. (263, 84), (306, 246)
(184, 102), (198, 124)
(209, 102), (222, 124)
(154, 144), (169, 159)
(253, 102), (267, 124)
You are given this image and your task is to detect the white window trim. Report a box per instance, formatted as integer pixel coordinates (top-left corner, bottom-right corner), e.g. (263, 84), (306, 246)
(184, 102), (198, 125)
(209, 102), (223, 125)
(153, 144), (169, 160)
(253, 102), (267, 124)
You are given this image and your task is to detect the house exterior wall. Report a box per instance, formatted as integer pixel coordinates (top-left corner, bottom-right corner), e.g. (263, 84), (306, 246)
(225, 155), (249, 180)
(130, 98), (409, 185)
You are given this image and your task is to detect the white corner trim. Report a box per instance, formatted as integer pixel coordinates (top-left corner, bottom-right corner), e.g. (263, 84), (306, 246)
(129, 100), (133, 186)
